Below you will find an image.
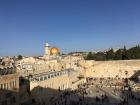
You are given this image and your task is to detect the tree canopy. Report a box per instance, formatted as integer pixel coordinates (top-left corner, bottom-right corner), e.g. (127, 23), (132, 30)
(85, 45), (140, 61)
(18, 55), (23, 60)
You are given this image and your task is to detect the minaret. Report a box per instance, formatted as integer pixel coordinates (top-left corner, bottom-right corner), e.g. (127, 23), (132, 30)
(44, 42), (50, 56)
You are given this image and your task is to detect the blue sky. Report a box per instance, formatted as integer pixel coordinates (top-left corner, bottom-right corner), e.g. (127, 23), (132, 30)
(0, 0), (140, 56)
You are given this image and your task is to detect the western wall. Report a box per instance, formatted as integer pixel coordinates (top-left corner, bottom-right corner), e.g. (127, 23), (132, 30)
(80, 60), (140, 78)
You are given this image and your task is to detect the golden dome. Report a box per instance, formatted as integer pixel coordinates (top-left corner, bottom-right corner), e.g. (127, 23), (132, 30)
(50, 47), (60, 55)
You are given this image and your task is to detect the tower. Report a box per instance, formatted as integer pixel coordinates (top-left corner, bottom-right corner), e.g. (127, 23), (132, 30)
(44, 42), (50, 56)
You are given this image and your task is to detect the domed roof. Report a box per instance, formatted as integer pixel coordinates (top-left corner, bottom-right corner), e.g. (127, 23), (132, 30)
(50, 47), (60, 55)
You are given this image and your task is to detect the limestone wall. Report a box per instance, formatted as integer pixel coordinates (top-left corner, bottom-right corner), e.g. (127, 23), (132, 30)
(80, 60), (140, 78)
(30, 73), (70, 91)
(0, 73), (19, 105)
(30, 73), (70, 105)
(0, 73), (19, 91)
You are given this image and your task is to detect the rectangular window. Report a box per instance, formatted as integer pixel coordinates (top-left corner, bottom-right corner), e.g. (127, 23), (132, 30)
(44, 76), (47, 80)
(51, 74), (53, 78)
(48, 75), (50, 79)
(4, 83), (6, 89)
(6, 83), (8, 89)
(10, 82), (12, 88)
(40, 77), (43, 81)
(0, 84), (3, 89)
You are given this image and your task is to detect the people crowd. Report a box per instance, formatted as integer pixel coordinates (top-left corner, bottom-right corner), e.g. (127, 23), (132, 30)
(51, 78), (140, 105)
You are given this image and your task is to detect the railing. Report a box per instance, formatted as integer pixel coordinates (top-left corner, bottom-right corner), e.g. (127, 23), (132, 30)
(30, 69), (71, 82)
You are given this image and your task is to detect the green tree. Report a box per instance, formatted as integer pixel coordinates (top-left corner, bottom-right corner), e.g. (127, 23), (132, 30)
(106, 48), (114, 60)
(93, 52), (106, 61)
(114, 49), (122, 60)
(85, 52), (93, 60)
(127, 45), (140, 59)
(85, 45), (140, 61)
(18, 55), (23, 60)
(122, 46), (129, 60)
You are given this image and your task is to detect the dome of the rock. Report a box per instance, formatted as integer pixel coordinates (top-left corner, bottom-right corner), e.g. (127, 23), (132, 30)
(50, 47), (60, 55)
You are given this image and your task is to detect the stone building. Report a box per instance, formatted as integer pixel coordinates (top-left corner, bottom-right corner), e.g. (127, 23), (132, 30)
(24, 68), (85, 105)
(17, 42), (86, 105)
(0, 67), (19, 105)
